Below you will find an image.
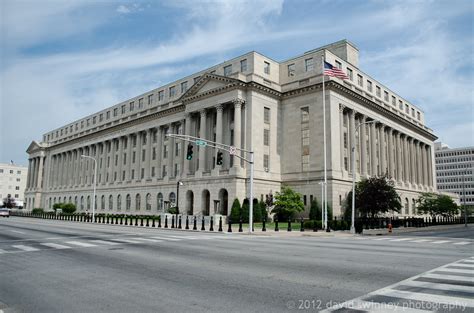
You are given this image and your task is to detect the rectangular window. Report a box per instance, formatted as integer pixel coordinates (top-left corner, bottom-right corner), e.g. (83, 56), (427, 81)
(113, 108), (118, 117)
(169, 86), (176, 98)
(224, 64), (232, 76)
(142, 149), (146, 162)
(405, 104), (409, 113)
(158, 91), (164, 101)
(384, 91), (389, 101)
(141, 168), (144, 179)
(417, 111), (421, 120)
(305, 58), (314, 72)
(121, 105), (126, 114)
(175, 143), (180, 156)
(357, 74), (363, 87)
(264, 107), (270, 124)
(92, 116), (96, 124)
(181, 81), (188, 93)
(335, 60), (342, 69)
(151, 167), (155, 177)
(411, 108), (415, 117)
(138, 98), (143, 108)
(264, 129), (270, 146)
(263, 154), (269, 169)
(376, 86), (381, 97)
(129, 101), (134, 111)
(86, 119), (90, 126)
(264, 61), (270, 74)
(163, 146), (168, 158)
(162, 165), (167, 177)
(399, 100), (403, 110)
(240, 59), (247, 72)
(148, 94), (153, 105)
(367, 80), (372, 92)
(288, 63), (295, 77)
(131, 170), (135, 180)
(301, 106), (310, 171)
(99, 114), (103, 122)
(392, 96), (396, 106)
(152, 148), (156, 160)
(343, 133), (348, 148)
(132, 151), (136, 163)
(347, 68), (353, 81)
(106, 111), (110, 119)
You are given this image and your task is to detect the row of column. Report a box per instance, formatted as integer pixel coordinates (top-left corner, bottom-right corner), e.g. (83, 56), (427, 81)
(26, 156), (45, 190)
(339, 105), (433, 187)
(41, 99), (245, 190)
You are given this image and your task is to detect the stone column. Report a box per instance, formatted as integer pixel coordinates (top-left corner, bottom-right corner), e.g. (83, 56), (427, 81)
(380, 125), (386, 176)
(395, 133), (402, 182)
(349, 110), (356, 174)
(183, 114), (191, 176)
(360, 116), (367, 176)
(31, 158), (37, 190)
(199, 110), (207, 172)
(156, 128), (163, 179)
(26, 159), (32, 189)
(167, 124), (175, 177)
(36, 156), (44, 190)
(61, 153), (67, 187)
(404, 136), (410, 184)
(339, 105), (345, 173)
(145, 130), (152, 180)
(427, 146), (433, 187)
(215, 104), (224, 171)
(370, 122), (377, 176)
(233, 99), (243, 169)
(116, 137), (123, 182)
(417, 141), (423, 186)
(136, 132), (143, 180)
(387, 129), (394, 179)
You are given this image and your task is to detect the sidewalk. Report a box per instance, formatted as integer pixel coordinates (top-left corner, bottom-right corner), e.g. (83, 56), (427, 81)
(361, 223), (471, 236)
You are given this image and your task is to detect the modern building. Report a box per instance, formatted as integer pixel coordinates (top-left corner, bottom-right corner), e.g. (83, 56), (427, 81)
(435, 142), (474, 207)
(25, 39), (437, 217)
(0, 162), (28, 207)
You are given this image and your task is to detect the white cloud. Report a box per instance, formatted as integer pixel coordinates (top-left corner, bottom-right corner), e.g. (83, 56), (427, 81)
(116, 5), (131, 14)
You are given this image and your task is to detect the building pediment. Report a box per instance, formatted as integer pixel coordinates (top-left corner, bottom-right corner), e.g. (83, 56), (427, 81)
(26, 141), (44, 154)
(179, 73), (246, 104)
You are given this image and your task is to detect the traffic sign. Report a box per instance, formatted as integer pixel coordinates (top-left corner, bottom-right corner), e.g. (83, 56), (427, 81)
(195, 140), (207, 146)
(229, 146), (236, 155)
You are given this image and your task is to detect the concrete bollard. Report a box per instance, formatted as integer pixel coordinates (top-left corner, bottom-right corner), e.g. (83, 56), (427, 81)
(140, 217), (144, 227)
(275, 217), (279, 232)
(262, 218), (266, 232)
(201, 216), (205, 231)
(164, 216), (168, 228)
(171, 216), (175, 228)
(152, 217), (156, 228)
(193, 216), (197, 230)
(134, 216), (138, 226)
(178, 216), (182, 229)
(210, 216), (214, 231)
(218, 216), (223, 232)
(239, 218), (243, 232)
(158, 217), (161, 228)
(227, 218), (232, 233)
(287, 218), (292, 232)
(300, 217), (304, 232)
(185, 216), (189, 230)
(146, 217), (150, 227)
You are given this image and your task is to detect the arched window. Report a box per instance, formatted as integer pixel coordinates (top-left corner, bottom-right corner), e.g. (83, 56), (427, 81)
(169, 192), (176, 205)
(80, 196), (84, 211)
(146, 193), (151, 210)
(126, 194), (131, 211)
(68, 196), (72, 204)
(109, 195), (113, 210)
(48, 198), (51, 209)
(63, 196), (67, 203)
(54, 197), (56, 204)
(74, 196), (78, 208)
(404, 198), (409, 215)
(135, 194), (141, 211)
(101, 195), (105, 210)
(157, 193), (163, 211)
(117, 195), (122, 211)
(87, 196), (91, 211)
(412, 199), (416, 215)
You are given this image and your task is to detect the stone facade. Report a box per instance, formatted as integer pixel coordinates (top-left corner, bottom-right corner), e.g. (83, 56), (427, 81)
(25, 40), (437, 217)
(0, 163), (28, 205)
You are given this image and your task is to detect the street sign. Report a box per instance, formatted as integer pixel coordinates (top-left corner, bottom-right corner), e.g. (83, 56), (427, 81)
(229, 146), (237, 155)
(195, 140), (207, 146)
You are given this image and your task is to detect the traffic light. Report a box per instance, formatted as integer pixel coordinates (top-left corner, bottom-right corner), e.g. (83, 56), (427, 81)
(186, 144), (194, 160)
(216, 151), (223, 165)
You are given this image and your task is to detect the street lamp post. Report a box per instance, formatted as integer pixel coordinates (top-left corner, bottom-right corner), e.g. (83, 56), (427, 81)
(318, 181), (325, 229)
(176, 181), (183, 227)
(351, 120), (378, 234)
(462, 171), (467, 227)
(81, 155), (97, 223)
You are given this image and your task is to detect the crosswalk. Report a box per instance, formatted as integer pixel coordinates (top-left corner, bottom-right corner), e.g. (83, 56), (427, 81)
(335, 236), (472, 246)
(0, 233), (236, 255)
(322, 256), (474, 312)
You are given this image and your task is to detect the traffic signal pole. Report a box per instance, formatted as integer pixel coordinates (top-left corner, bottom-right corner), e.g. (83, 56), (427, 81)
(167, 133), (255, 234)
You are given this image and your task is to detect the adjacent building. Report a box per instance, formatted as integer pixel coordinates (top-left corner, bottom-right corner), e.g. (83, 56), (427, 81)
(25, 39), (437, 217)
(435, 142), (474, 207)
(0, 162), (28, 207)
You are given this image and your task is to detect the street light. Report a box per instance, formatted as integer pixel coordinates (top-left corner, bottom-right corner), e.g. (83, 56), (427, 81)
(176, 181), (183, 227)
(318, 181), (325, 229)
(81, 155), (97, 223)
(350, 119), (378, 234)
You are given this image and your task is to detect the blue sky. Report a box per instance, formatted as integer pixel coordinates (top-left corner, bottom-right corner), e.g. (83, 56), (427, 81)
(1, 0), (473, 166)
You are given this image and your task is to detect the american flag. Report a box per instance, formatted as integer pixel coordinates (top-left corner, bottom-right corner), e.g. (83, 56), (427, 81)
(323, 61), (348, 79)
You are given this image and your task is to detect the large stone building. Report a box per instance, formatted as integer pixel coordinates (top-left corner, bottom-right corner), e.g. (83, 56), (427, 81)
(435, 142), (474, 207)
(25, 40), (437, 217)
(0, 162), (28, 206)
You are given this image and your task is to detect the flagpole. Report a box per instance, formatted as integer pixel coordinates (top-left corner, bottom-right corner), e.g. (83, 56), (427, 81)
(322, 55), (328, 231)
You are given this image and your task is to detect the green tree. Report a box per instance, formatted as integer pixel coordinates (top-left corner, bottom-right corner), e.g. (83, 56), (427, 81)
(229, 198), (241, 222)
(345, 176), (401, 218)
(309, 199), (321, 221)
(417, 193), (458, 217)
(271, 186), (305, 221)
(2, 195), (16, 209)
(53, 203), (63, 212)
(62, 203), (76, 214)
(252, 199), (262, 222)
(259, 199), (268, 221)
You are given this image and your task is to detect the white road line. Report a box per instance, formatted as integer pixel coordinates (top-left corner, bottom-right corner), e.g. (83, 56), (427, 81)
(431, 240), (451, 244)
(401, 279), (474, 293)
(377, 288), (474, 307)
(331, 298), (431, 313)
(389, 238), (414, 242)
(423, 273), (474, 282)
(411, 239), (431, 243)
(435, 267), (474, 274)
(150, 236), (181, 241)
(462, 259), (474, 263)
(40, 243), (71, 249)
(11, 245), (40, 252)
(9, 230), (25, 234)
(0, 249), (8, 254)
(65, 241), (97, 247)
(453, 241), (472, 245)
(453, 263), (474, 268)
(160, 235), (199, 239)
(89, 240), (121, 246)
(131, 238), (163, 243)
(110, 238), (142, 244)
(372, 237), (392, 241)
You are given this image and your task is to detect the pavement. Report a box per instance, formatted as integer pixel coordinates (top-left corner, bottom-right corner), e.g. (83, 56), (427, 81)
(0, 217), (472, 313)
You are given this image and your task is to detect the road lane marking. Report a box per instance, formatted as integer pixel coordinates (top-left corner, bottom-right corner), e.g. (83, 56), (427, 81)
(40, 243), (71, 249)
(389, 238), (414, 242)
(131, 238), (163, 243)
(453, 241), (471, 245)
(89, 240), (121, 245)
(423, 273), (474, 282)
(11, 245), (39, 252)
(372, 237), (392, 241)
(0, 249), (7, 254)
(401, 279), (474, 293)
(411, 239), (431, 243)
(110, 238), (142, 244)
(9, 230), (25, 234)
(65, 241), (97, 247)
(431, 240), (451, 244)
(150, 236), (181, 241)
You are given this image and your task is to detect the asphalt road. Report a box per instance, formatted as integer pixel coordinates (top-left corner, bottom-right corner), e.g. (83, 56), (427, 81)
(0, 217), (472, 313)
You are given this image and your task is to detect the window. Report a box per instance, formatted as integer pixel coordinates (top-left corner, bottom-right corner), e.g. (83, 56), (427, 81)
(357, 74), (363, 87)
(411, 108), (415, 117)
(305, 58), (314, 72)
(108, 195), (113, 210)
(366, 80), (373, 92)
(264, 107), (270, 124)
(106, 111), (110, 119)
(157, 193), (163, 211)
(135, 194), (141, 210)
(288, 63), (295, 77)
(169, 86), (176, 98)
(335, 60), (342, 69)
(264, 129), (270, 146)
(384, 91), (389, 101)
(169, 192), (176, 205)
(92, 116), (96, 124)
(148, 94), (153, 105)
(392, 96), (396, 106)
(181, 81), (188, 93)
(129, 101), (134, 111)
(16, 170), (21, 175)
(162, 165), (167, 177)
(240, 59), (247, 72)
(343, 133), (348, 148)
(99, 113), (103, 122)
(376, 86), (381, 97)
(117, 195), (121, 211)
(405, 104), (409, 113)
(163, 145), (168, 158)
(417, 111), (421, 120)
(114, 108), (118, 116)
(301, 107), (310, 171)
(399, 100), (403, 110)
(146, 193), (151, 211)
(126, 194), (131, 211)
(347, 68), (353, 81)
(158, 90), (164, 101)
(224, 64), (232, 76)
(138, 98), (143, 108)
(263, 154), (269, 169)
(264, 61), (270, 74)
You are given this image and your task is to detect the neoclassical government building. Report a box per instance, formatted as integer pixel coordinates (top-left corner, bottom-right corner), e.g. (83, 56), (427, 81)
(25, 40), (437, 217)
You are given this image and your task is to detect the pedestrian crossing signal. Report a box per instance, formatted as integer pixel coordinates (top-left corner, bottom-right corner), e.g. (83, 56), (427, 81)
(186, 144), (194, 160)
(216, 151), (223, 165)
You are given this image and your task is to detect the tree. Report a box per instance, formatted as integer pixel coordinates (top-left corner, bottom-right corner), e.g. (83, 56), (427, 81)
(53, 203), (63, 212)
(62, 203), (76, 214)
(271, 186), (304, 221)
(417, 193), (458, 217)
(259, 199), (268, 221)
(309, 199), (321, 221)
(252, 199), (262, 222)
(2, 195), (16, 209)
(229, 198), (241, 222)
(345, 176), (401, 218)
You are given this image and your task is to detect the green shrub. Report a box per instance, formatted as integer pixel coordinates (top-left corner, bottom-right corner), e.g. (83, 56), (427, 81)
(53, 203), (63, 211)
(230, 198), (241, 222)
(303, 220), (322, 230)
(32, 208), (44, 214)
(62, 203), (76, 214)
(309, 199), (321, 221)
(168, 207), (178, 214)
